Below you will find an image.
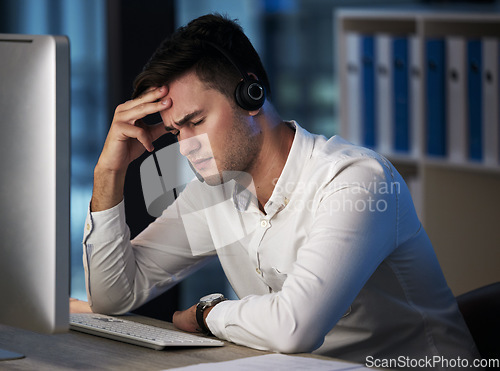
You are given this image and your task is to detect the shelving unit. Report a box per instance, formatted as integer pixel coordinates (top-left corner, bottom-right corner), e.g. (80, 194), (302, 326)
(336, 9), (500, 295)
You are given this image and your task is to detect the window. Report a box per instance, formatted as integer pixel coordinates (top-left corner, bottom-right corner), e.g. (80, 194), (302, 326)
(0, 0), (108, 300)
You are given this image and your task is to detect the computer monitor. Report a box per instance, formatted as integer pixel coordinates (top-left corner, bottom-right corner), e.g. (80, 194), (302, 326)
(0, 34), (70, 360)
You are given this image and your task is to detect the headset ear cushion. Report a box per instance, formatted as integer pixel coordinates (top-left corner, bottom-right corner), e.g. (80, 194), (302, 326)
(235, 78), (265, 111)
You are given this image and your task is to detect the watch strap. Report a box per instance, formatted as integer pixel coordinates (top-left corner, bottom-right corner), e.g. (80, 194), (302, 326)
(196, 302), (212, 335)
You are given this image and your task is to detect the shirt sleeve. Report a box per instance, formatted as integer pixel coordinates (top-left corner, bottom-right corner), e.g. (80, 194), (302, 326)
(82, 189), (216, 314)
(206, 157), (400, 353)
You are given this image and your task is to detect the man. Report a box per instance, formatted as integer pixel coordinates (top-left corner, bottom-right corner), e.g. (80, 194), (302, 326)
(83, 14), (479, 368)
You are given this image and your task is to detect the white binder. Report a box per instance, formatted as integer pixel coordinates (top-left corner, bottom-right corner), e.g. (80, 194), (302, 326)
(345, 32), (362, 145)
(409, 35), (423, 158)
(375, 33), (393, 154)
(482, 37), (500, 166)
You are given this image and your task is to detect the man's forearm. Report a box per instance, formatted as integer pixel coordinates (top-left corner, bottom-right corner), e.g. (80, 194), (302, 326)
(83, 199), (138, 314)
(90, 164), (127, 212)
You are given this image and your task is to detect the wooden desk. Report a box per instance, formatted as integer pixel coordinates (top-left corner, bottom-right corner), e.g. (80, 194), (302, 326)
(0, 316), (298, 370)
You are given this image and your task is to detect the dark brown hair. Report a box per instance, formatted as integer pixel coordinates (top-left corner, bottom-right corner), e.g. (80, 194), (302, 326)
(132, 13), (271, 103)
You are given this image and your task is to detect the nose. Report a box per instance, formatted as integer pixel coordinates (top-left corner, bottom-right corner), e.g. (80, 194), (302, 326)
(178, 134), (201, 157)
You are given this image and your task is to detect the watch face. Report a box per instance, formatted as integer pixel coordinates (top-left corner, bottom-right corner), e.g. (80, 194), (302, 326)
(200, 293), (224, 305)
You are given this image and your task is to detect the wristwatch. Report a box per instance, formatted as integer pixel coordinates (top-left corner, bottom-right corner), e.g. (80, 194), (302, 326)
(196, 293), (226, 335)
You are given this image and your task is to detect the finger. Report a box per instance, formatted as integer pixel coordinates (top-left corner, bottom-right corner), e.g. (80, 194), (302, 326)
(136, 85), (169, 106)
(115, 98), (171, 126)
(172, 310), (184, 329)
(117, 85), (169, 113)
(140, 85), (167, 99)
(134, 120), (168, 144)
(117, 122), (155, 152)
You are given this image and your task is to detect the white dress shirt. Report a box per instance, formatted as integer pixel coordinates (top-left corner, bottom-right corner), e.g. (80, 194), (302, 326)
(82, 122), (479, 368)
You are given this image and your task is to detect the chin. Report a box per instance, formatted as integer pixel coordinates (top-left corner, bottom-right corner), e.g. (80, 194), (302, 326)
(202, 174), (224, 186)
(201, 170), (243, 186)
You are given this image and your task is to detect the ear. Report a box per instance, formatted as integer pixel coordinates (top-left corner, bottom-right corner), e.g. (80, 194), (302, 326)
(247, 73), (264, 117)
(248, 72), (259, 80)
(247, 107), (261, 117)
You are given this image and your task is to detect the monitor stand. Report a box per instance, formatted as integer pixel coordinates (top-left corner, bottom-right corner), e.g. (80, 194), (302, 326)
(0, 348), (25, 361)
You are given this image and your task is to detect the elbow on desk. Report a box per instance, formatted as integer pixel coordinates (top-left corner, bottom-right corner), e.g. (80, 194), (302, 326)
(88, 292), (134, 316)
(230, 295), (328, 354)
(266, 329), (323, 354)
(89, 300), (126, 316)
(259, 318), (325, 354)
(86, 273), (142, 315)
(271, 339), (319, 355)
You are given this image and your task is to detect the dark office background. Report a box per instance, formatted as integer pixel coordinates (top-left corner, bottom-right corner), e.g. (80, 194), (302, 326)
(1, 0), (499, 320)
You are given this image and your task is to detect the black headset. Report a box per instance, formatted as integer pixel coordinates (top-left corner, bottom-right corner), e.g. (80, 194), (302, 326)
(204, 41), (266, 111)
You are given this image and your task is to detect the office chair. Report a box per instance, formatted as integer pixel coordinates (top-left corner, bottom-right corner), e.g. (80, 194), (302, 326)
(125, 134), (180, 322)
(456, 282), (500, 361)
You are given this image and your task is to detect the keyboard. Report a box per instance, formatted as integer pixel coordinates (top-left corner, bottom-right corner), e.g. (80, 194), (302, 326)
(70, 313), (224, 350)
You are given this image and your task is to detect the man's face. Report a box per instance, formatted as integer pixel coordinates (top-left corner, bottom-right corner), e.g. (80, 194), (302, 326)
(160, 71), (262, 186)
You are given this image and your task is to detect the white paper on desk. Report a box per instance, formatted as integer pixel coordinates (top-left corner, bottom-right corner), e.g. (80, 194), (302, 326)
(166, 353), (369, 370)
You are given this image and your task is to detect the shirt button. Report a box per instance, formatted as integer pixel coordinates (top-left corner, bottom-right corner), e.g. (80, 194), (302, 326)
(260, 219), (269, 228)
(86, 223), (91, 231)
(256, 268), (262, 275)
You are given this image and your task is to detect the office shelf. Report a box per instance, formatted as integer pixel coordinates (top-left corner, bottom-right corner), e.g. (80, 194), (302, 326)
(336, 9), (500, 295)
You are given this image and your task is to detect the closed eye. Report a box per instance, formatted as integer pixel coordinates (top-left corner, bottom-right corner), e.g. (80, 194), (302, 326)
(191, 118), (204, 127)
(164, 116), (204, 138)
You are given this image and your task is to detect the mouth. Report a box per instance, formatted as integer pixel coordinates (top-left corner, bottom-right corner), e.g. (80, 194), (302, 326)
(191, 157), (213, 171)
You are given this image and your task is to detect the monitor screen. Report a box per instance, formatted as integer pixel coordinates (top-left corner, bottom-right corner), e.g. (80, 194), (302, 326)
(0, 33), (70, 358)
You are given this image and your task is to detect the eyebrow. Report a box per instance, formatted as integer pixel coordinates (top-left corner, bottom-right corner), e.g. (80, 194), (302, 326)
(165, 110), (204, 131)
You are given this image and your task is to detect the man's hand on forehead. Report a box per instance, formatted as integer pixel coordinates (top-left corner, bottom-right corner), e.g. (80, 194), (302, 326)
(91, 85), (174, 211)
(98, 86), (172, 170)
(135, 85), (170, 110)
